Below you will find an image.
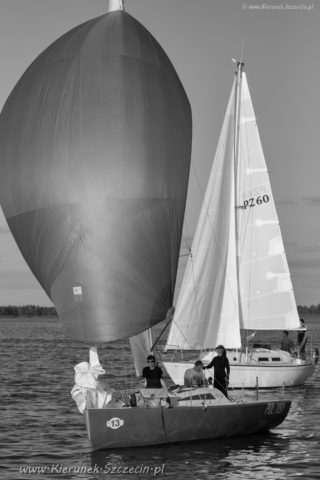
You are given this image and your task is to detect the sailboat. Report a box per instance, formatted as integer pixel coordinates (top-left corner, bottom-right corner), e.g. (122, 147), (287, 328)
(163, 59), (317, 389)
(0, 1), (291, 450)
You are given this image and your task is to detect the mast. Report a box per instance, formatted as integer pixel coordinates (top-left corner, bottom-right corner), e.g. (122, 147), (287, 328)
(234, 60), (244, 326)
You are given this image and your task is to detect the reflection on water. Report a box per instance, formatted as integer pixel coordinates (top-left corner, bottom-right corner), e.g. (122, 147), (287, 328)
(88, 434), (293, 480)
(85, 428), (318, 480)
(1, 316), (320, 480)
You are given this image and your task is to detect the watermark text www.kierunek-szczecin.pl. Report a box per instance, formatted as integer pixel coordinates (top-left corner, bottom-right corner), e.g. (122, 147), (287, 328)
(242, 3), (314, 10)
(19, 463), (165, 476)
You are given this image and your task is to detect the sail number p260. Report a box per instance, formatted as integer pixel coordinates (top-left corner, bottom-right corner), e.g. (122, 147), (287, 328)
(238, 194), (270, 209)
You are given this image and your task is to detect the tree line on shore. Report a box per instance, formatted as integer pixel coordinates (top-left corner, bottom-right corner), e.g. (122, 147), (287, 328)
(0, 305), (57, 316)
(298, 304), (320, 315)
(1, 304), (320, 317)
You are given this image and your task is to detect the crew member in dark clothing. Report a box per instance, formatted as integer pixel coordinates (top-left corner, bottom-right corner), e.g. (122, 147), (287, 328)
(280, 330), (294, 354)
(142, 354), (167, 389)
(203, 345), (230, 398)
(297, 318), (308, 359)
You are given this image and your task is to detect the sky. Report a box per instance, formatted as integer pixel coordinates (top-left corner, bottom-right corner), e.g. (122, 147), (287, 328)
(0, 0), (319, 307)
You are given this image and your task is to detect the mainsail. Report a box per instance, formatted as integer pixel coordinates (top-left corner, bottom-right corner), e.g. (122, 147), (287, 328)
(166, 62), (299, 352)
(0, 8), (192, 342)
(236, 72), (299, 330)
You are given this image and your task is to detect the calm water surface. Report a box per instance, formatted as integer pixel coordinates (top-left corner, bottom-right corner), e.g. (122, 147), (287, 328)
(1, 315), (320, 480)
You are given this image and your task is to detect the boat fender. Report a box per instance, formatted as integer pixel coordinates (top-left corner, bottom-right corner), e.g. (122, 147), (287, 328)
(312, 347), (319, 366)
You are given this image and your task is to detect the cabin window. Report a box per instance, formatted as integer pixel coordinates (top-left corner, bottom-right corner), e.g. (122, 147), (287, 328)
(179, 393), (215, 401)
(201, 393), (215, 400)
(258, 357), (269, 362)
(271, 357), (281, 362)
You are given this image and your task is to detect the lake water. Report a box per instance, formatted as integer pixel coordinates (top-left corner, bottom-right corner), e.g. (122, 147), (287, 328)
(1, 315), (320, 480)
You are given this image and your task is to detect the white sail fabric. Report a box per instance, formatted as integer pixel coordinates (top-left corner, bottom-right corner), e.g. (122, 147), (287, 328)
(71, 347), (112, 413)
(108, 0), (124, 11)
(129, 330), (153, 376)
(166, 82), (242, 350)
(165, 67), (300, 353)
(236, 73), (300, 330)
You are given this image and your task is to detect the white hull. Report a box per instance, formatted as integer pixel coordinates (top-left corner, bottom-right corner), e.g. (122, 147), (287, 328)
(164, 349), (315, 389)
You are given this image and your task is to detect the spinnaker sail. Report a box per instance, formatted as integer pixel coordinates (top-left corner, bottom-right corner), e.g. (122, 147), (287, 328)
(0, 10), (192, 342)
